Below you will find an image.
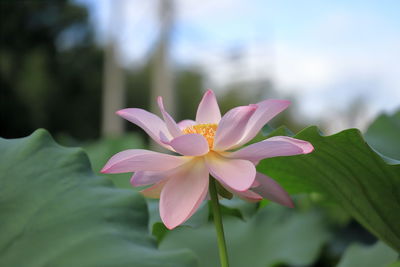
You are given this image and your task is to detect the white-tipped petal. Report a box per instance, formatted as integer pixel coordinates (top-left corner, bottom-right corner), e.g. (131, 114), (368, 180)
(227, 136), (314, 162)
(196, 89), (221, 124)
(160, 160), (209, 229)
(101, 149), (190, 173)
(169, 134), (209, 156)
(157, 96), (182, 138)
(213, 105), (257, 151)
(116, 108), (172, 149)
(205, 153), (256, 192)
(234, 99), (291, 148)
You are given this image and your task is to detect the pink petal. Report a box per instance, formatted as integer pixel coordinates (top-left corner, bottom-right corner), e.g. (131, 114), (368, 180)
(131, 170), (166, 186)
(169, 134), (209, 156)
(134, 157), (197, 187)
(251, 179), (260, 188)
(101, 149), (190, 173)
(213, 105), (258, 151)
(196, 89), (222, 124)
(252, 172), (294, 208)
(140, 180), (166, 199)
(116, 108), (171, 148)
(160, 160), (209, 229)
(157, 96), (182, 138)
(235, 189), (263, 202)
(177, 119), (196, 130)
(205, 152), (256, 192)
(234, 99), (291, 148)
(218, 180), (262, 202)
(227, 136), (314, 162)
(159, 131), (171, 144)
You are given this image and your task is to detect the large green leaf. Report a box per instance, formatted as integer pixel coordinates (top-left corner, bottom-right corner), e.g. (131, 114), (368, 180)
(258, 126), (400, 252)
(160, 204), (331, 267)
(337, 241), (398, 267)
(0, 129), (196, 267)
(365, 110), (400, 160)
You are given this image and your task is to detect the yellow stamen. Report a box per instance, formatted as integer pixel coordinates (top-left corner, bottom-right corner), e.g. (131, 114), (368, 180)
(182, 123), (218, 149)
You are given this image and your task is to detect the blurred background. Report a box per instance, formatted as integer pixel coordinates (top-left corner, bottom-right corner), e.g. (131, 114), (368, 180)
(1, 0), (399, 142)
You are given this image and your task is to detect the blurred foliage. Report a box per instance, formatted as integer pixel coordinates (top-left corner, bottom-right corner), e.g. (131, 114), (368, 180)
(175, 68), (204, 121)
(0, 0), (103, 139)
(0, 0), (206, 142)
(0, 129), (197, 267)
(337, 241), (398, 267)
(365, 109), (400, 160)
(160, 204), (332, 267)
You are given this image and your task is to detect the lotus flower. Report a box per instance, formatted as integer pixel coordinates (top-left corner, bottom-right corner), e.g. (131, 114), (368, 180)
(101, 90), (313, 229)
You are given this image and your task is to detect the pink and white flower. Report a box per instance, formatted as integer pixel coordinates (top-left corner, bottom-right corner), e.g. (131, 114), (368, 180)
(101, 90), (314, 229)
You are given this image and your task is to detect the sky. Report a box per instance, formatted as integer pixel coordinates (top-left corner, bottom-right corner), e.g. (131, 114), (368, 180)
(76, 0), (400, 133)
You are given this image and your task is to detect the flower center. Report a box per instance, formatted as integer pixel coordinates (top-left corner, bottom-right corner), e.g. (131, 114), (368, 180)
(182, 123), (218, 149)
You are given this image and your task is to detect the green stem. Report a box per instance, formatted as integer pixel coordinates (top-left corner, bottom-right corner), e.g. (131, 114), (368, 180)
(209, 177), (230, 267)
